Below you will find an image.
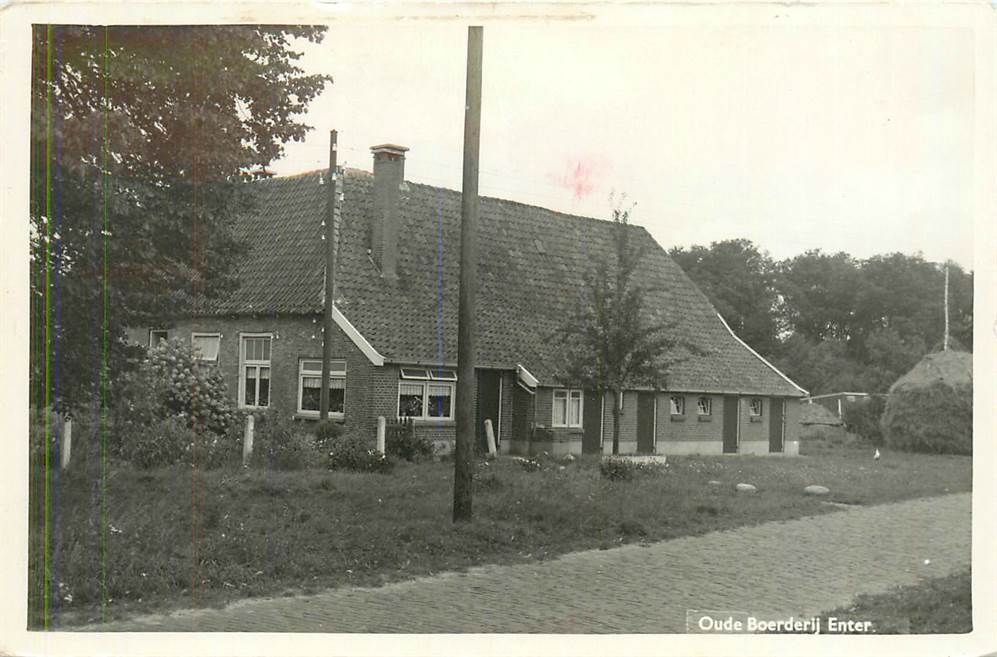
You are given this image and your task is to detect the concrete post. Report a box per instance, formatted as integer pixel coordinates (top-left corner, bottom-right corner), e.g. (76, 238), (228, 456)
(61, 418), (72, 471)
(376, 416), (387, 454)
(243, 414), (254, 468)
(484, 419), (497, 459)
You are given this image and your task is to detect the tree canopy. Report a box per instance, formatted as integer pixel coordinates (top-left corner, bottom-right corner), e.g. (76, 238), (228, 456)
(31, 25), (332, 408)
(670, 239), (973, 396)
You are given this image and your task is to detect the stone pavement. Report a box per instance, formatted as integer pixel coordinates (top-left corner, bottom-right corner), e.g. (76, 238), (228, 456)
(85, 493), (970, 633)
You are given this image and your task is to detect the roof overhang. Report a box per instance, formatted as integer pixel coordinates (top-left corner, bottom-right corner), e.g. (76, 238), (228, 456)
(516, 363), (538, 394)
(332, 306), (385, 367)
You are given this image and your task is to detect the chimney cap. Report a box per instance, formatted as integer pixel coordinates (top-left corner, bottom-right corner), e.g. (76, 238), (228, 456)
(370, 144), (409, 156)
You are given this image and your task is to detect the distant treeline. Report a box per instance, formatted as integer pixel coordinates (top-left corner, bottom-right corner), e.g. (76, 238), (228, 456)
(668, 240), (973, 396)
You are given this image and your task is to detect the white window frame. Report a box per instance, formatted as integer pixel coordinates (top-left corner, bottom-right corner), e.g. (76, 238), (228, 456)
(669, 395), (685, 416)
(148, 329), (168, 348)
(191, 332), (221, 363)
(239, 333), (273, 410)
(697, 396), (712, 416)
(297, 358), (346, 418)
(397, 380), (456, 421)
(749, 398), (764, 417)
(552, 388), (584, 428)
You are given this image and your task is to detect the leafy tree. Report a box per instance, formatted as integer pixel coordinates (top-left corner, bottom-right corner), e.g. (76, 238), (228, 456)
(669, 239), (780, 357)
(561, 205), (698, 455)
(776, 250), (864, 344)
(30, 25), (331, 409)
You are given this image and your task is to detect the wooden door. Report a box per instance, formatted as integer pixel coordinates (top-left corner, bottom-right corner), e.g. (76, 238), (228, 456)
(636, 392), (656, 454)
(722, 395), (739, 453)
(769, 398), (784, 453)
(582, 391), (603, 454)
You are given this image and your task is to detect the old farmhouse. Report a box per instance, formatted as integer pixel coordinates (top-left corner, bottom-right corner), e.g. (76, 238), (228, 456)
(131, 145), (808, 457)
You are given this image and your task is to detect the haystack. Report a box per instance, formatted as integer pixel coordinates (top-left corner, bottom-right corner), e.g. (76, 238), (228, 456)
(881, 350), (973, 455)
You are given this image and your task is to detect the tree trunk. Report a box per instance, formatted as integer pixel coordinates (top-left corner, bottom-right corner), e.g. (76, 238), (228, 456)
(612, 388), (622, 455)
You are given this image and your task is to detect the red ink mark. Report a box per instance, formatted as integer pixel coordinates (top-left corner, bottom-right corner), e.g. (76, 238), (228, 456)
(548, 158), (608, 200)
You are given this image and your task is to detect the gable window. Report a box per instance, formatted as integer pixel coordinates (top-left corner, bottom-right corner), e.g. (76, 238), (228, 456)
(191, 333), (221, 362)
(240, 334), (272, 409)
(148, 329), (168, 348)
(749, 398), (764, 417)
(398, 368), (456, 420)
(553, 389), (583, 428)
(669, 395), (685, 416)
(298, 359), (346, 416)
(697, 397), (712, 416)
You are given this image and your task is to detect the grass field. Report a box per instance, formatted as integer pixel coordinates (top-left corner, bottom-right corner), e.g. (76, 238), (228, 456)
(824, 570), (972, 633)
(28, 440), (971, 628)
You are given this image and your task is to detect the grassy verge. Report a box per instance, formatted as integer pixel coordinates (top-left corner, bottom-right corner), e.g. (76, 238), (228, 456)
(29, 441), (970, 628)
(823, 570), (972, 633)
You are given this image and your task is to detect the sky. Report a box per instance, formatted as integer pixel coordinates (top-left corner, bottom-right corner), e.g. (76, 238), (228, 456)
(272, 22), (976, 269)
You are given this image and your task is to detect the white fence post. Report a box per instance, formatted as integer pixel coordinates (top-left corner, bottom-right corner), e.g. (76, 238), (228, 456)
(376, 416), (386, 454)
(484, 419), (497, 459)
(243, 414), (255, 468)
(61, 417), (72, 471)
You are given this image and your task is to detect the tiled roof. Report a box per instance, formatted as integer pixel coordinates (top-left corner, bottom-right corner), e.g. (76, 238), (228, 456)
(208, 169), (805, 397)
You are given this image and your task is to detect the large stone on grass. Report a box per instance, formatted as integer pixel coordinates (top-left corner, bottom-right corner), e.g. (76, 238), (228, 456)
(804, 485), (830, 496)
(707, 480), (722, 486)
(735, 483), (757, 493)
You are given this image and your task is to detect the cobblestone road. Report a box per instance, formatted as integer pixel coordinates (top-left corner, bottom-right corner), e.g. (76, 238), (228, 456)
(86, 493), (970, 633)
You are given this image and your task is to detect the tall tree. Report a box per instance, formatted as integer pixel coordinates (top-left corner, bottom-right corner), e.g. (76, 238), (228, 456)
(669, 239), (780, 357)
(561, 205), (698, 455)
(30, 26), (332, 409)
(776, 249), (864, 345)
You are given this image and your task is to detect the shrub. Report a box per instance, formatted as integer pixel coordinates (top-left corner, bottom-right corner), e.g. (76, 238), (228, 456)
(253, 410), (323, 470)
(599, 457), (663, 481)
(314, 420), (344, 449)
(328, 432), (395, 474)
(843, 396), (887, 445)
(386, 418), (434, 462)
(121, 415), (195, 469)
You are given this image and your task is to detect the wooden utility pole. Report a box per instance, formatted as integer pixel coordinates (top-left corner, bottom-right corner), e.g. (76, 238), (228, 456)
(320, 130), (338, 419)
(943, 261), (950, 352)
(453, 26), (483, 523)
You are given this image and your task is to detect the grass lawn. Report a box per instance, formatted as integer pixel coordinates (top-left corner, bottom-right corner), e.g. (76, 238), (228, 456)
(28, 440), (971, 628)
(823, 570), (972, 633)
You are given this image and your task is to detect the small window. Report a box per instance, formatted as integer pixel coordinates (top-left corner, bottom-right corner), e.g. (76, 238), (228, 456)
(148, 329), (168, 348)
(670, 396), (685, 416)
(553, 389), (583, 428)
(298, 359), (346, 416)
(191, 333), (221, 362)
(749, 398), (763, 417)
(400, 367), (430, 380)
(240, 334), (272, 409)
(697, 397), (712, 416)
(429, 369), (457, 381)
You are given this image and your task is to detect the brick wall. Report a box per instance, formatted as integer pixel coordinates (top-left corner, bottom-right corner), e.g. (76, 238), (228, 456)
(601, 390), (638, 454)
(656, 393), (725, 442)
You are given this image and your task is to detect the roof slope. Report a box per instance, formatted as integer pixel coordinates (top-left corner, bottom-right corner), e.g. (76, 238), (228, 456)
(210, 169), (805, 396)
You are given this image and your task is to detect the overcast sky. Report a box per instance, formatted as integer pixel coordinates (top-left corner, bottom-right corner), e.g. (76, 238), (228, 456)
(273, 22), (975, 269)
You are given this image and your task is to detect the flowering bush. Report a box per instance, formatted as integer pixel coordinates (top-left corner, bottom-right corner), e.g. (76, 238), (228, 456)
(108, 339), (238, 467)
(113, 339), (235, 436)
(327, 431), (395, 474)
